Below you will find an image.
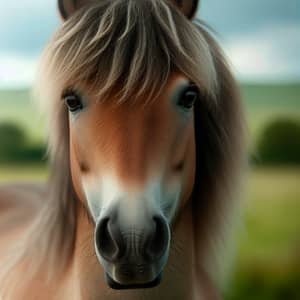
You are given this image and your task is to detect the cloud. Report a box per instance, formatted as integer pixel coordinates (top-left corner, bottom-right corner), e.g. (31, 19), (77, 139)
(0, 0), (299, 87)
(199, 0), (300, 37)
(222, 23), (300, 82)
(0, 53), (37, 88)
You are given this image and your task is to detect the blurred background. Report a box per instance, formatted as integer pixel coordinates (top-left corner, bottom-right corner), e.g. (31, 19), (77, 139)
(0, 0), (299, 299)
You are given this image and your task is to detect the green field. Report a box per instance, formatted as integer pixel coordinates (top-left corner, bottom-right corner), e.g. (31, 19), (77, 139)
(0, 164), (48, 182)
(0, 89), (45, 143)
(242, 83), (300, 139)
(224, 167), (300, 300)
(0, 83), (300, 299)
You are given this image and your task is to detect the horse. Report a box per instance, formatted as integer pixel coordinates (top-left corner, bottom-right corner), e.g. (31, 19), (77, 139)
(0, 0), (245, 299)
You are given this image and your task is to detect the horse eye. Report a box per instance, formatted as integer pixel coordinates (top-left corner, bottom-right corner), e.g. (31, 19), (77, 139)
(178, 86), (199, 110)
(63, 91), (83, 112)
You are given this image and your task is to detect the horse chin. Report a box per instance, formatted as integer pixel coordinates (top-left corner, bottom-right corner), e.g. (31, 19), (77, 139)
(105, 272), (163, 290)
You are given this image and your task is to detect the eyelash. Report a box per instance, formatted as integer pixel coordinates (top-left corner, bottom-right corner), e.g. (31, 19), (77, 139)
(177, 85), (199, 110)
(62, 90), (83, 113)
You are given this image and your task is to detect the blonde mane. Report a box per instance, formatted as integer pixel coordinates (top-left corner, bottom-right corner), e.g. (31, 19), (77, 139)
(1, 0), (245, 294)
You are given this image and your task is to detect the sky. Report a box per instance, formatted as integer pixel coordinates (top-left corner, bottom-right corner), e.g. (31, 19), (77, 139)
(0, 0), (299, 88)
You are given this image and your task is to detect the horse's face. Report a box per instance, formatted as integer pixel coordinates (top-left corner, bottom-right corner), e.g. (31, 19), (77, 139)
(65, 74), (197, 288)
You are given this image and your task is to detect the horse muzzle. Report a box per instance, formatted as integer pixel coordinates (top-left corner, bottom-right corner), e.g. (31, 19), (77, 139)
(94, 212), (170, 289)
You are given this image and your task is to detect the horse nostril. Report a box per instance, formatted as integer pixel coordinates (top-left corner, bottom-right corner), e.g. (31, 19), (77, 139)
(144, 216), (170, 262)
(95, 217), (124, 262)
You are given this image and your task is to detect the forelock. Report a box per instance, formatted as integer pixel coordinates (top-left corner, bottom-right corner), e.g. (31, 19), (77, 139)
(35, 0), (217, 108)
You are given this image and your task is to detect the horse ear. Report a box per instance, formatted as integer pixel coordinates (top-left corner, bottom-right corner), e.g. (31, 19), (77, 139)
(171, 0), (199, 19)
(58, 1), (200, 21)
(58, 0), (90, 20)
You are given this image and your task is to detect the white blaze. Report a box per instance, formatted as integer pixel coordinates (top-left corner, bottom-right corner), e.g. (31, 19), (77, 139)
(82, 172), (182, 224)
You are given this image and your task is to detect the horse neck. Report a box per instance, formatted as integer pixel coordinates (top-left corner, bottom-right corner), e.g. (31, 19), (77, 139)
(61, 202), (210, 300)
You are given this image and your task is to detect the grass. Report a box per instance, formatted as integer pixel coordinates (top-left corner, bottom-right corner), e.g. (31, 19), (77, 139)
(0, 89), (45, 143)
(0, 164), (48, 182)
(225, 167), (300, 300)
(238, 167), (300, 263)
(241, 83), (300, 138)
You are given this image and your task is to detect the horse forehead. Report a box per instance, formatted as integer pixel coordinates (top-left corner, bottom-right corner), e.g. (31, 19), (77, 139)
(87, 99), (172, 153)
(79, 103), (170, 184)
(85, 97), (168, 136)
(94, 101), (167, 128)
(85, 73), (188, 128)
